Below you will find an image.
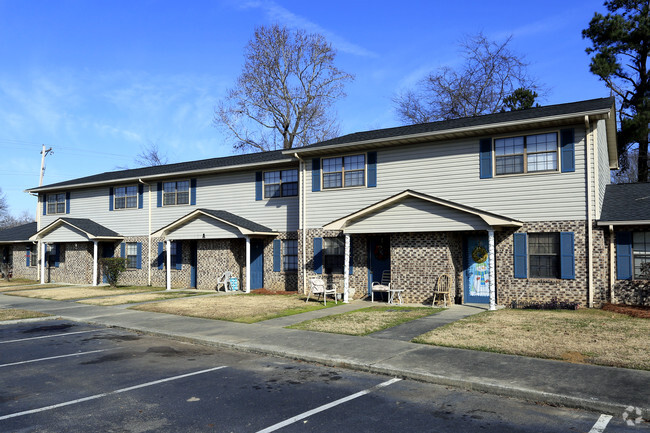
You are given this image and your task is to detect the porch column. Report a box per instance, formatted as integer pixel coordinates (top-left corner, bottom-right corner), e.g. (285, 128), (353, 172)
(488, 229), (496, 311)
(245, 236), (251, 293)
(343, 233), (350, 303)
(92, 240), (98, 286)
(40, 242), (46, 284)
(166, 239), (171, 291)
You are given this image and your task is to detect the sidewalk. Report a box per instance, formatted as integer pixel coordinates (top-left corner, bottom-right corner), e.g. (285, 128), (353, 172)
(1, 292), (648, 419)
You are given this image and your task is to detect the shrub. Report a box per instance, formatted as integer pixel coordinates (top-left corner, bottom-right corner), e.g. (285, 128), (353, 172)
(99, 257), (126, 287)
(510, 297), (580, 310)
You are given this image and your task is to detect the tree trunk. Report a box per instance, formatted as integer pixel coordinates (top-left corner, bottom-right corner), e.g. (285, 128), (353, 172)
(639, 136), (649, 183)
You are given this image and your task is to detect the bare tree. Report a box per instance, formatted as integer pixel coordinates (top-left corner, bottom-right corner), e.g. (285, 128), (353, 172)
(134, 141), (168, 167)
(215, 24), (354, 152)
(394, 33), (543, 124)
(612, 147), (639, 184)
(0, 189), (33, 230)
(0, 188), (7, 217)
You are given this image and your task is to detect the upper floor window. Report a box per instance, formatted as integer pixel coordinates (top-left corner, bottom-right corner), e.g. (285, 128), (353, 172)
(495, 133), (558, 176)
(47, 193), (66, 214)
(114, 186), (138, 209)
(163, 180), (189, 206)
(322, 154), (365, 189)
(264, 170), (298, 198)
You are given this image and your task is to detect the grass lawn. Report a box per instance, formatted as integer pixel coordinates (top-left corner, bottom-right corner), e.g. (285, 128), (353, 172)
(288, 306), (443, 336)
(414, 308), (650, 370)
(0, 283), (68, 292)
(0, 278), (39, 287)
(0, 308), (51, 321)
(5, 285), (167, 301)
(131, 293), (339, 323)
(79, 291), (199, 306)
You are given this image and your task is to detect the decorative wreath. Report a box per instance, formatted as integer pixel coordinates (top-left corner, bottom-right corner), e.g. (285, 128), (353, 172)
(374, 244), (387, 261)
(471, 245), (488, 263)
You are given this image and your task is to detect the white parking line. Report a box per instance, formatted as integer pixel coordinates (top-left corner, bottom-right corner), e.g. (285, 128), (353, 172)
(256, 377), (402, 433)
(0, 348), (115, 368)
(0, 329), (100, 344)
(0, 365), (227, 421)
(589, 414), (613, 433)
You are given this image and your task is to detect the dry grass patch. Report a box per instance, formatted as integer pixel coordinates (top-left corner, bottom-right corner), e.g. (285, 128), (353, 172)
(132, 293), (335, 323)
(5, 285), (165, 301)
(289, 306), (442, 336)
(79, 292), (197, 306)
(414, 309), (650, 370)
(0, 278), (39, 287)
(0, 308), (51, 321)
(0, 283), (68, 292)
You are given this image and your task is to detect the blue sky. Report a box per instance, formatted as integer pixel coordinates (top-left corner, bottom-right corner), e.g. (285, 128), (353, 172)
(0, 0), (609, 217)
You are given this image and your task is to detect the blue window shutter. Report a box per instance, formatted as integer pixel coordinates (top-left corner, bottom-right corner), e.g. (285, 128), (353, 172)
(26, 246), (30, 267)
(136, 242), (142, 269)
(157, 183), (162, 208)
(313, 237), (323, 274)
(616, 231), (633, 280)
(560, 232), (575, 279)
(190, 178), (197, 205)
(479, 138), (493, 179)
(120, 242), (126, 259)
(43, 194), (47, 215)
(175, 241), (182, 270)
(53, 244), (60, 268)
(157, 242), (164, 269)
(255, 172), (263, 201)
(561, 128), (575, 173)
(138, 185), (144, 209)
(348, 239), (354, 275)
(109, 187), (114, 211)
(367, 152), (377, 188)
(273, 239), (281, 272)
(513, 233), (527, 278)
(312, 158), (321, 192)
(65, 192), (70, 214)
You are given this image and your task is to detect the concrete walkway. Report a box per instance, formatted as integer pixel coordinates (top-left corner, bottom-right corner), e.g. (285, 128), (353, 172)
(0, 293), (648, 419)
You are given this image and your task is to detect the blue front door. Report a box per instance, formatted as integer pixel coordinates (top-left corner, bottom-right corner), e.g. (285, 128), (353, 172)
(250, 239), (264, 290)
(367, 236), (390, 297)
(463, 234), (490, 304)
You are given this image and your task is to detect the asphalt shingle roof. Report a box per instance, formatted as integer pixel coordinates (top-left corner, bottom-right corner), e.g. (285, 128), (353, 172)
(600, 183), (650, 222)
(197, 209), (273, 233)
(0, 222), (37, 243)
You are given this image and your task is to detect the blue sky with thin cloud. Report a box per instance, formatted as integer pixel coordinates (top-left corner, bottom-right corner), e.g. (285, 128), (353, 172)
(0, 0), (609, 216)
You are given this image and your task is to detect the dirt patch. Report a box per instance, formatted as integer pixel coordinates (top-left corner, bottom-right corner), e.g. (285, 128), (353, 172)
(602, 303), (650, 319)
(0, 308), (51, 321)
(78, 292), (196, 306)
(252, 289), (299, 296)
(6, 286), (163, 300)
(415, 309), (650, 370)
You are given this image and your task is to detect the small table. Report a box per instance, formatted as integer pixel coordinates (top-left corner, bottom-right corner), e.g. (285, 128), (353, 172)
(388, 288), (404, 305)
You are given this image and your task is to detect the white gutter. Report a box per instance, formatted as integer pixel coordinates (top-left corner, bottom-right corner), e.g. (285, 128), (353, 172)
(585, 115), (594, 308)
(294, 153), (307, 295)
(139, 178), (152, 286)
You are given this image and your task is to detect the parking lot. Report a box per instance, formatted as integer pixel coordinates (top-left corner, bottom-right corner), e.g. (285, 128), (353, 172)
(0, 319), (644, 432)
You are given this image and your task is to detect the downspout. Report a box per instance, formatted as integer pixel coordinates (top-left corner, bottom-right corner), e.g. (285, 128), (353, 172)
(139, 179), (152, 286)
(585, 115), (594, 308)
(609, 225), (615, 304)
(294, 153), (307, 295)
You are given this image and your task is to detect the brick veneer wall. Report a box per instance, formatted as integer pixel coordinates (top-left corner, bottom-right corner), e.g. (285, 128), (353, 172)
(8, 243), (39, 280)
(195, 239), (245, 290)
(44, 242), (93, 284)
(263, 231), (299, 291)
(611, 225), (650, 306)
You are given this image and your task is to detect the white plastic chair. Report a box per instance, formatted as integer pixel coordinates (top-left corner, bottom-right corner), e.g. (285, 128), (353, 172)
(216, 271), (232, 291)
(371, 270), (391, 302)
(305, 278), (337, 305)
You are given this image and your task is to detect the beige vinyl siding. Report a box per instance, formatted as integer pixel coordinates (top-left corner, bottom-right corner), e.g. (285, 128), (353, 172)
(306, 125), (587, 228)
(41, 225), (90, 243)
(167, 215), (243, 240)
(596, 119), (611, 219)
(344, 196), (489, 234)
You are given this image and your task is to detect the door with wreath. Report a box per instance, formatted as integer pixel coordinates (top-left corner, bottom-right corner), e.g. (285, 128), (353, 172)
(367, 236), (390, 298)
(463, 234), (490, 304)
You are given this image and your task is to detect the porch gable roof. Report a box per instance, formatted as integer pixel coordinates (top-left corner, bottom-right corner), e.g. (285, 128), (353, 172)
(30, 218), (122, 242)
(322, 190), (522, 232)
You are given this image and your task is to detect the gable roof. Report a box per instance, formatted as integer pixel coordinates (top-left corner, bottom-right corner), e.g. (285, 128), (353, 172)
(0, 222), (37, 244)
(287, 97), (617, 168)
(31, 218), (122, 241)
(151, 208), (276, 238)
(598, 183), (650, 225)
(28, 150), (294, 193)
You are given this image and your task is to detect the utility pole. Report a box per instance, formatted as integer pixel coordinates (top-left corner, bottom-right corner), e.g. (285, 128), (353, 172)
(39, 145), (53, 186)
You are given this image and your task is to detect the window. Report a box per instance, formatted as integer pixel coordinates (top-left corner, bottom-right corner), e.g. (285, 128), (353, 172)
(495, 133), (558, 175)
(28, 245), (37, 267)
(47, 193), (66, 214)
(114, 186), (138, 209)
(283, 240), (298, 272)
(163, 180), (189, 206)
(126, 243), (138, 269)
(633, 232), (650, 279)
(46, 244), (58, 267)
(323, 237), (344, 274)
(264, 170), (298, 198)
(322, 154), (365, 189)
(528, 233), (560, 278)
